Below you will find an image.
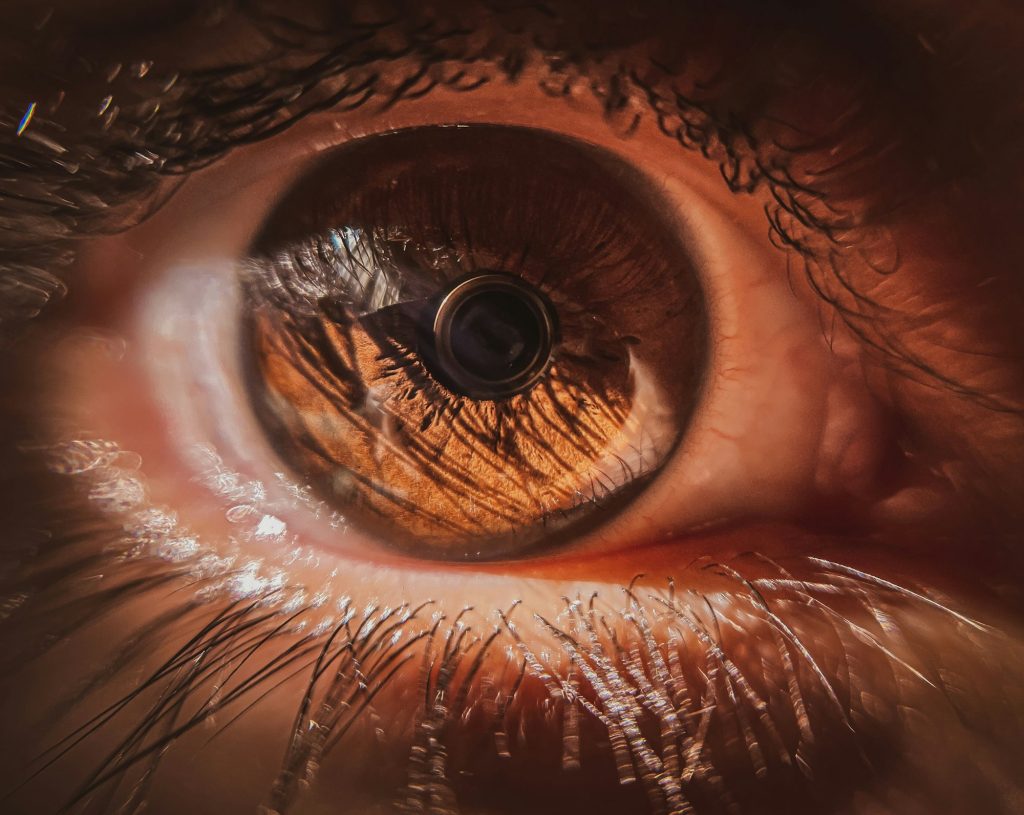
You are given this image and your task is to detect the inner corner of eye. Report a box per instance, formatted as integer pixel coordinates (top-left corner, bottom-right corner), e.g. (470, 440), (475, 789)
(235, 124), (709, 562)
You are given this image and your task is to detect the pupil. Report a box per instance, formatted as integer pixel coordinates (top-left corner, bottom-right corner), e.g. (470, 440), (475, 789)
(449, 290), (540, 382)
(428, 274), (556, 399)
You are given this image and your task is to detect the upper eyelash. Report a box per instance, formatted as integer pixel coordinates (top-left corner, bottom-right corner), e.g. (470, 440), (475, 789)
(0, 1), (1004, 413)
(0, 5), (789, 327)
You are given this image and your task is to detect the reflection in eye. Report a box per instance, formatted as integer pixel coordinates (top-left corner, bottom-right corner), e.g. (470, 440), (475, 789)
(243, 125), (706, 559)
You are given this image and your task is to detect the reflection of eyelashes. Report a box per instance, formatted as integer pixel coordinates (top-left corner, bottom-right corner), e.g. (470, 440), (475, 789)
(3, 3), (1023, 815)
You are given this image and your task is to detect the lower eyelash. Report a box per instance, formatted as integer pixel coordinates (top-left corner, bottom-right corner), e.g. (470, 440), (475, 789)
(4, 430), (1021, 813)
(4, 474), (1016, 815)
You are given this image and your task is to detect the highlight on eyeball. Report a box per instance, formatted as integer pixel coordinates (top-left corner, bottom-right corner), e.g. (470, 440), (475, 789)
(0, 2), (1022, 815)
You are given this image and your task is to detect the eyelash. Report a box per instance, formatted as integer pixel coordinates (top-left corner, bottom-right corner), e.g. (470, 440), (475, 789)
(3, 0), (980, 423)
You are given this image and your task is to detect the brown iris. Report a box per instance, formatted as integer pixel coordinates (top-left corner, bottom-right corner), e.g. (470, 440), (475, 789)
(242, 126), (706, 559)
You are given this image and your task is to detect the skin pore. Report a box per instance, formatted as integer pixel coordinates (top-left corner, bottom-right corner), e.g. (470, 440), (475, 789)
(1, 1), (1023, 814)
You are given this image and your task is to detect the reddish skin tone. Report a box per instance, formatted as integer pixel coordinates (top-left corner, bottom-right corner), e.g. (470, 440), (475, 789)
(0, 2), (1023, 814)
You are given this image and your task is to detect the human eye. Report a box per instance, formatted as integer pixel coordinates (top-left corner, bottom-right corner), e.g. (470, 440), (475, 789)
(2, 2), (1023, 815)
